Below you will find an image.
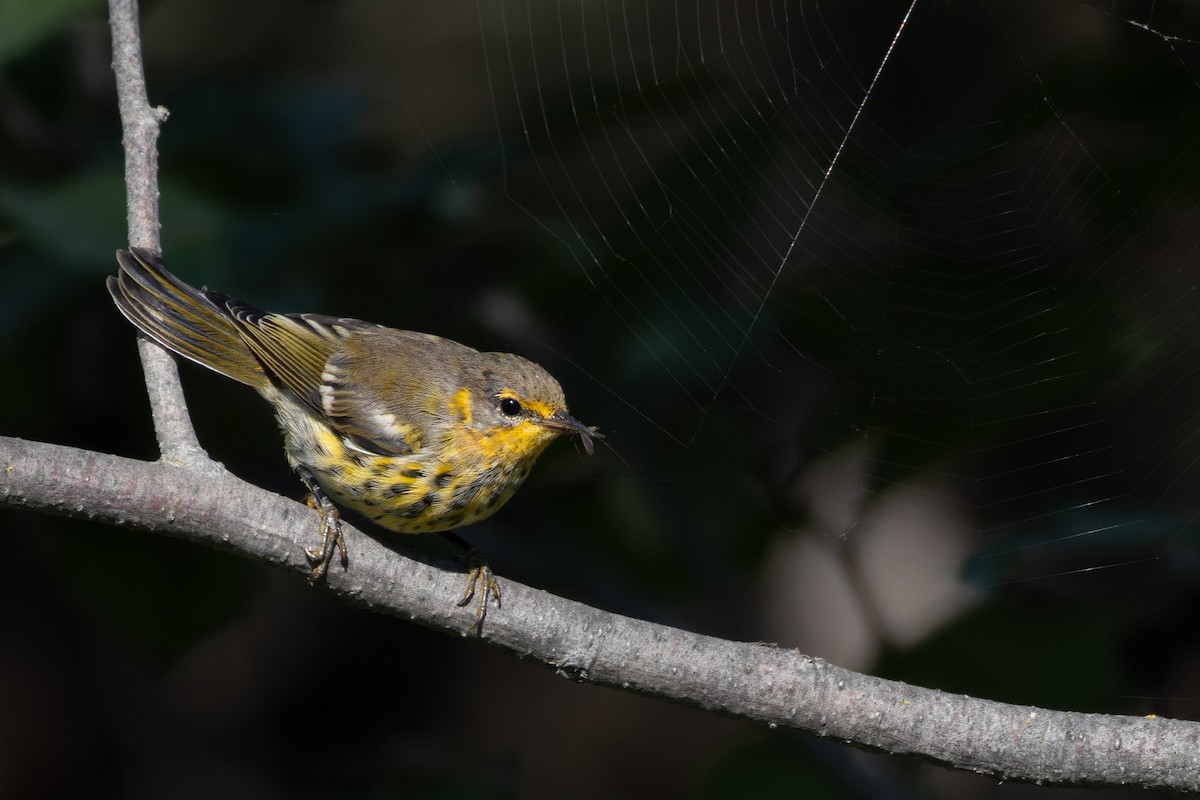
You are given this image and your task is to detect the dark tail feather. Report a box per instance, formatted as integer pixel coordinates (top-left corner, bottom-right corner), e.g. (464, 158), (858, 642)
(108, 248), (267, 389)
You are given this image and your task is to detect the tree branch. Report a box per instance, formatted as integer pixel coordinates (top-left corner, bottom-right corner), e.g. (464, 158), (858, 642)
(109, 0), (209, 468)
(2, 433), (1198, 791)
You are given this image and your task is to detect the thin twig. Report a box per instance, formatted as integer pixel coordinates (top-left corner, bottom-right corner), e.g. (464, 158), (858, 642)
(108, 0), (210, 468)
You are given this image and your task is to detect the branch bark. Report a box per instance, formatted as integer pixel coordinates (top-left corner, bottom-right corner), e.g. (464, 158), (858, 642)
(75, 0), (1200, 792)
(109, 0), (208, 468)
(3, 434), (1198, 791)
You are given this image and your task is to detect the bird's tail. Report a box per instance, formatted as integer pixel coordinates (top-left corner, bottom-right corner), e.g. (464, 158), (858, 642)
(108, 248), (267, 389)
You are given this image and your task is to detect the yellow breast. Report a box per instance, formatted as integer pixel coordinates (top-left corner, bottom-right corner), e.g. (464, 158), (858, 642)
(275, 392), (554, 535)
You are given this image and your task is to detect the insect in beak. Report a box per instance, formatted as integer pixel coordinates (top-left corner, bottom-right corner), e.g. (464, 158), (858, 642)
(538, 410), (603, 455)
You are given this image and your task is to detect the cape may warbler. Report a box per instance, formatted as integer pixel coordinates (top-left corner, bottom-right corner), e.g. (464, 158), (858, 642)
(108, 248), (598, 615)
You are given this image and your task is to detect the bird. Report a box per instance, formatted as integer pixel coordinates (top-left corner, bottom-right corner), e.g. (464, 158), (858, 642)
(107, 247), (599, 617)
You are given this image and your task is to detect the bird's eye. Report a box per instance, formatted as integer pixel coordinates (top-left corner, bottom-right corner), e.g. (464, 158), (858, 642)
(498, 397), (523, 417)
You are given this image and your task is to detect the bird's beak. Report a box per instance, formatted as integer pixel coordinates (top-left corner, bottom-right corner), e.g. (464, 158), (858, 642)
(538, 410), (603, 455)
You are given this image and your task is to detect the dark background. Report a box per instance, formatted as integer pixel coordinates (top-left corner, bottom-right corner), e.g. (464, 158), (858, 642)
(3, 1), (1200, 797)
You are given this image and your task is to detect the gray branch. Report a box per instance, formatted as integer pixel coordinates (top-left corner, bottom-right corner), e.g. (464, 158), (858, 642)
(109, 0), (209, 468)
(2, 434), (1198, 791)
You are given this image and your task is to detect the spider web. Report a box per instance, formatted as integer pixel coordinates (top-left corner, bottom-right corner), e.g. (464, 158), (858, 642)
(471, 0), (1200, 618)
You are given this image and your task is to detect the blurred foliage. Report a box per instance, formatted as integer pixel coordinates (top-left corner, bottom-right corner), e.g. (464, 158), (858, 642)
(3, 1), (1200, 799)
(0, 0), (104, 64)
